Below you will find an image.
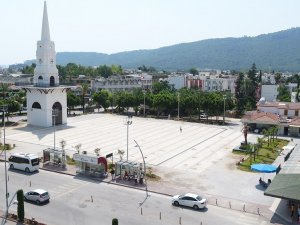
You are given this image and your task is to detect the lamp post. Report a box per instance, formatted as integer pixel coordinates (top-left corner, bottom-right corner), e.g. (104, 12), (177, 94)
(143, 90), (146, 117)
(126, 116), (132, 161)
(134, 140), (148, 197)
(177, 92), (180, 120)
(52, 109), (58, 151)
(223, 95), (226, 125)
(1, 105), (8, 223)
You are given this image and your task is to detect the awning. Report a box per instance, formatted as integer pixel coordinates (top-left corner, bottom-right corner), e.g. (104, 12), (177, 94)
(289, 125), (300, 128)
(264, 174), (300, 201)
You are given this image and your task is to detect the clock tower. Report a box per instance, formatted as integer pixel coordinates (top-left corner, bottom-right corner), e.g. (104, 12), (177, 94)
(24, 1), (68, 127)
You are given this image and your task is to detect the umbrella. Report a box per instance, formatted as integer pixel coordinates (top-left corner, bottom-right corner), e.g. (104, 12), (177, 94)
(251, 164), (277, 173)
(251, 163), (277, 182)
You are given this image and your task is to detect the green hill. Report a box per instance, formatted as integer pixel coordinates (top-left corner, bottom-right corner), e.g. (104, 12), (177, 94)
(25, 27), (300, 72)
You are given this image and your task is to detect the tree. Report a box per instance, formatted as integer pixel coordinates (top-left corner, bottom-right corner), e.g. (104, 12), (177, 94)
(274, 73), (282, 84)
(235, 73), (245, 116)
(80, 83), (89, 114)
(189, 68), (198, 75)
(111, 64), (123, 75)
(245, 143), (254, 165)
(277, 84), (291, 102)
(97, 65), (112, 78)
(117, 149), (125, 161)
(152, 81), (174, 94)
(152, 91), (175, 116)
(92, 90), (111, 112)
(67, 92), (81, 114)
(17, 189), (25, 222)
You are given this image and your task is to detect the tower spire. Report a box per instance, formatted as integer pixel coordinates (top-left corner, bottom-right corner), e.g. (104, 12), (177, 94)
(41, 1), (50, 41)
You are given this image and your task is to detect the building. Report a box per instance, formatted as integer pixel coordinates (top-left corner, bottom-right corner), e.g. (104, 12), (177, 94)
(261, 85), (278, 102)
(241, 98), (300, 136)
(91, 73), (152, 92)
(163, 72), (236, 94)
(23, 2), (68, 127)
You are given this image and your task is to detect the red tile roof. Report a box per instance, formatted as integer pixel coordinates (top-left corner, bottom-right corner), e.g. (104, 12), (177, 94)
(241, 111), (279, 123)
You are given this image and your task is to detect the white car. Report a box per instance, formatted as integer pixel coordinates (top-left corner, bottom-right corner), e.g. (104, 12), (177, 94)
(172, 193), (207, 210)
(24, 189), (50, 204)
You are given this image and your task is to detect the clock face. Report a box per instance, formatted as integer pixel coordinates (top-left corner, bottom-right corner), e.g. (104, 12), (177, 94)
(50, 59), (54, 64)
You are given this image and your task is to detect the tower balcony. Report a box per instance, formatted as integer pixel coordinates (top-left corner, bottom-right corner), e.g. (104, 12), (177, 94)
(34, 83), (60, 87)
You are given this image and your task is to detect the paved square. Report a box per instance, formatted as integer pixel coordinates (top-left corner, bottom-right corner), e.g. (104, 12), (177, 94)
(5, 113), (277, 206)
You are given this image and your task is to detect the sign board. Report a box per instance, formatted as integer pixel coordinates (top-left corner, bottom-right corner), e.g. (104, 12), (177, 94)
(106, 153), (113, 158)
(73, 154), (99, 165)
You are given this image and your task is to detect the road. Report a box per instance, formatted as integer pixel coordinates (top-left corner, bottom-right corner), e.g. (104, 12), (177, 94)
(0, 163), (274, 225)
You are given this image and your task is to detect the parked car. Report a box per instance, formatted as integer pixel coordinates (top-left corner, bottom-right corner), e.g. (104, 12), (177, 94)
(200, 113), (207, 119)
(24, 189), (50, 204)
(171, 193), (207, 210)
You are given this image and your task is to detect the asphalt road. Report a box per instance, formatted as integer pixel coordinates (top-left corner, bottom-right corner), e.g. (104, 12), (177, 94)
(0, 163), (274, 225)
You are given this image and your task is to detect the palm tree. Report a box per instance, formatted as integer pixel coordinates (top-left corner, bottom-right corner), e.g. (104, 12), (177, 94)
(117, 149), (125, 161)
(256, 137), (263, 158)
(246, 143), (254, 165)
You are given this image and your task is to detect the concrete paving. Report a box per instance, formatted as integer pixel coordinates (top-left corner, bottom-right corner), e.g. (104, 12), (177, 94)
(1, 113), (299, 224)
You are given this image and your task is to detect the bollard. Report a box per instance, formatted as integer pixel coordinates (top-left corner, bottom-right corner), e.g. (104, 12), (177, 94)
(200, 222), (202, 225)
(159, 212), (161, 220)
(229, 201), (231, 209)
(30, 181), (31, 187)
(243, 204), (245, 212)
(216, 198), (218, 206)
(91, 196), (93, 202)
(179, 217), (181, 225)
(141, 207), (143, 215)
(8, 175), (9, 181)
(257, 207), (260, 215)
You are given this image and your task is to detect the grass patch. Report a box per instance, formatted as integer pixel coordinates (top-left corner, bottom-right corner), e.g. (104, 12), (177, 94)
(235, 139), (288, 172)
(146, 167), (161, 181)
(0, 143), (14, 150)
(66, 155), (76, 165)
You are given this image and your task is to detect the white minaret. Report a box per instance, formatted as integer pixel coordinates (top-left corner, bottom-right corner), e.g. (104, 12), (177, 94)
(24, 1), (68, 127)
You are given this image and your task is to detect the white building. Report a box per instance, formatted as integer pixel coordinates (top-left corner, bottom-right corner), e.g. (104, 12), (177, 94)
(261, 85), (278, 102)
(91, 73), (152, 92)
(261, 73), (276, 84)
(166, 74), (187, 90)
(23, 2), (68, 127)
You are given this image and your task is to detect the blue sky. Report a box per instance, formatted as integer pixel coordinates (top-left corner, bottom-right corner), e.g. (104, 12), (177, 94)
(1, 0), (300, 65)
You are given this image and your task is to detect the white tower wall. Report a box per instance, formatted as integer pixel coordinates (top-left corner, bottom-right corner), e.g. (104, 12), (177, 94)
(25, 1), (68, 127)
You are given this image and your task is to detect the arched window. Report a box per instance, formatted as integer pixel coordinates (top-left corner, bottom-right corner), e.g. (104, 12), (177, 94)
(38, 76), (43, 80)
(32, 102), (41, 109)
(50, 76), (55, 86)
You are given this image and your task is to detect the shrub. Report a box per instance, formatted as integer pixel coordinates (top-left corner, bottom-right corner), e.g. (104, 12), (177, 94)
(17, 189), (24, 222)
(112, 218), (118, 225)
(66, 155), (76, 165)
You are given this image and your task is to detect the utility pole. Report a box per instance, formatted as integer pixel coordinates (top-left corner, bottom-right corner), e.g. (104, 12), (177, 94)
(126, 116), (132, 161)
(1, 105), (8, 223)
(177, 92), (180, 120)
(52, 109), (58, 151)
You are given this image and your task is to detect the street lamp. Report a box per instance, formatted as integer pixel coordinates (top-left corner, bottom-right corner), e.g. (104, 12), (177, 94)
(126, 116), (132, 161)
(177, 92), (180, 120)
(223, 95), (226, 125)
(52, 109), (58, 151)
(0, 105), (8, 223)
(143, 90), (146, 117)
(134, 140), (148, 197)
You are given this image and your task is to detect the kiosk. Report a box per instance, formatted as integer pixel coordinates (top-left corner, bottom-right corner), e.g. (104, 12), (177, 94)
(73, 153), (108, 178)
(115, 161), (144, 183)
(43, 148), (66, 167)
